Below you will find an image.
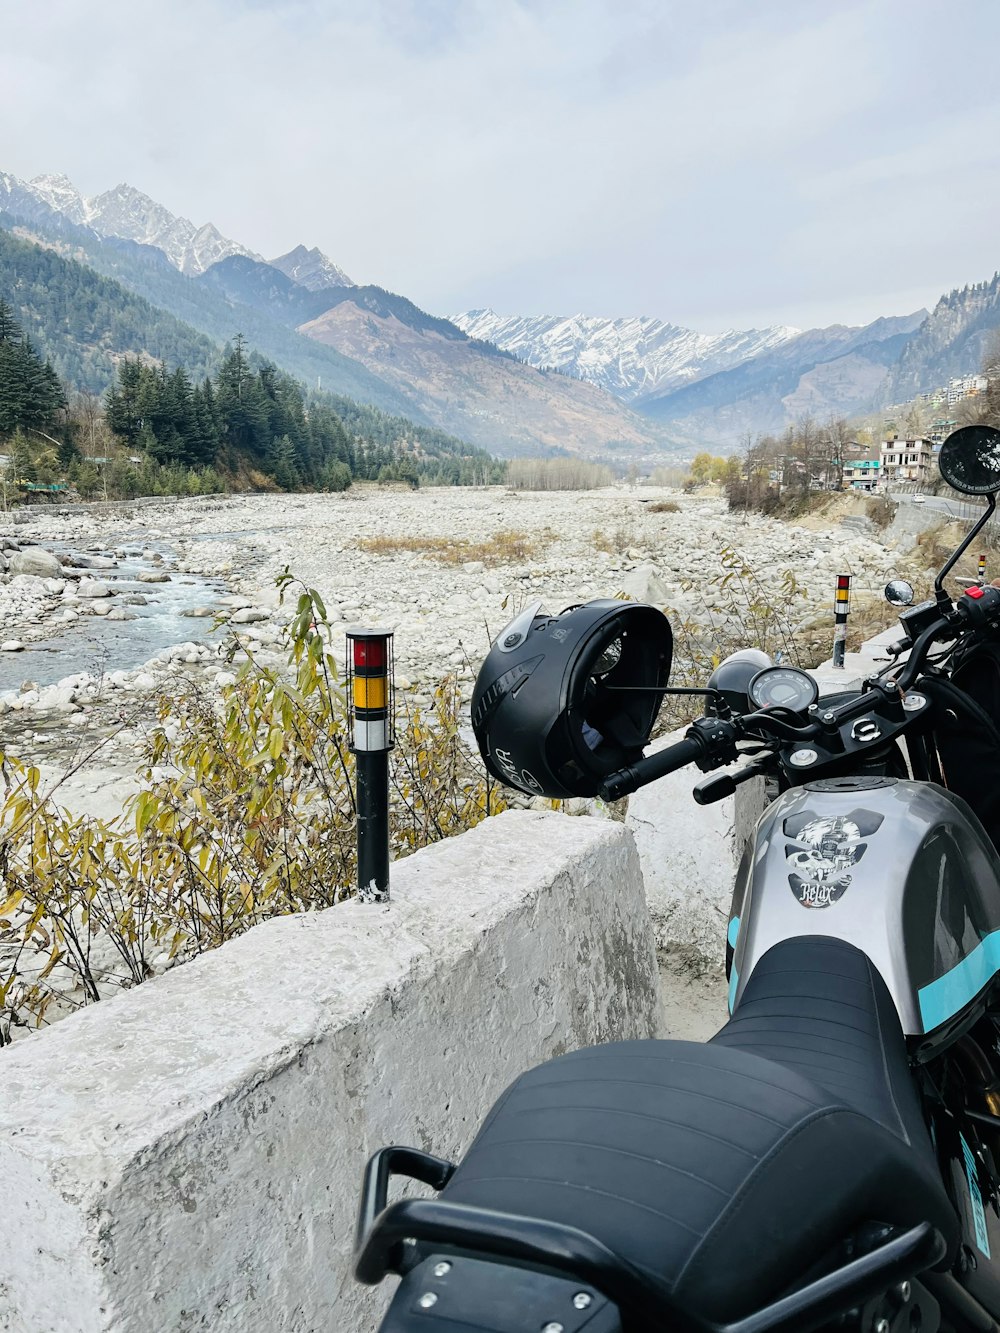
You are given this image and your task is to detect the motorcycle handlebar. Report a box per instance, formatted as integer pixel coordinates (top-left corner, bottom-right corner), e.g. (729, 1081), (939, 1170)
(599, 733), (705, 802)
(894, 615), (957, 691)
(598, 589), (1000, 802)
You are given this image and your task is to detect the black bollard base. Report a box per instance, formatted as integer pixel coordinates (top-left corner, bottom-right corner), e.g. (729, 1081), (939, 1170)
(357, 748), (390, 903)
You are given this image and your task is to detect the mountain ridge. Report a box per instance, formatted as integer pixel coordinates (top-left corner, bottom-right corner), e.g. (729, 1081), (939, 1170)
(0, 185), (668, 459)
(9, 164), (999, 454)
(270, 244), (352, 290)
(22, 172), (260, 275)
(451, 308), (801, 401)
(635, 312), (928, 447)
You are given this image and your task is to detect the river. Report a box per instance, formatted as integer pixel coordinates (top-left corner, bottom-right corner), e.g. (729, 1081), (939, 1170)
(0, 541), (228, 694)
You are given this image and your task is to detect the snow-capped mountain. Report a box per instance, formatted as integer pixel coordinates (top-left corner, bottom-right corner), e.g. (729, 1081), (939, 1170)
(38, 173), (262, 274)
(1, 171), (260, 275)
(451, 309), (800, 402)
(7, 172), (359, 287)
(84, 181), (262, 275)
(270, 244), (352, 290)
(26, 172), (88, 224)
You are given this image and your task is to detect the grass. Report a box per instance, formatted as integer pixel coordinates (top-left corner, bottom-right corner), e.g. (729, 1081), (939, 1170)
(359, 529), (535, 563)
(591, 524), (639, 554)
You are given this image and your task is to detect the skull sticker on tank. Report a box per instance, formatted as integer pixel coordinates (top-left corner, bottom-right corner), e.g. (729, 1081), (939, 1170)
(783, 809), (884, 909)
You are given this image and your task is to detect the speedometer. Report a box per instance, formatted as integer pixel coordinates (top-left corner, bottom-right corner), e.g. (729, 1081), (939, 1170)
(747, 666), (819, 713)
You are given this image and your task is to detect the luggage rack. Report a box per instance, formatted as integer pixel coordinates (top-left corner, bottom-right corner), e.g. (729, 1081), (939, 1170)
(353, 1145), (947, 1333)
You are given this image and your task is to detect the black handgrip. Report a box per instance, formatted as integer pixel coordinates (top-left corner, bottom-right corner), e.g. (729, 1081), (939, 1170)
(599, 733), (704, 802)
(693, 760), (768, 807)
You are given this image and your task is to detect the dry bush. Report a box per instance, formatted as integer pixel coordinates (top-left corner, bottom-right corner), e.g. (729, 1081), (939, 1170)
(0, 573), (507, 1045)
(507, 458), (614, 490)
(653, 547), (806, 733)
(646, 466), (690, 488)
(648, 500), (680, 514)
(915, 521), (968, 573)
(866, 496), (894, 529)
(361, 530), (534, 563)
(592, 524), (639, 554)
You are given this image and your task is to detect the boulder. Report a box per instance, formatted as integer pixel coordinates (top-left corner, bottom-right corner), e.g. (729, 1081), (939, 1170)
(36, 685), (80, 714)
(8, 547), (63, 578)
(0, 640), (24, 652)
(77, 579), (113, 599)
(137, 570), (171, 584)
(615, 562), (672, 606)
(8, 573), (49, 593)
(230, 607), (269, 624)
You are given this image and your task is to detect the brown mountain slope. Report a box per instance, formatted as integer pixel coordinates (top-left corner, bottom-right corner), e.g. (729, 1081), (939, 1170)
(298, 302), (668, 460)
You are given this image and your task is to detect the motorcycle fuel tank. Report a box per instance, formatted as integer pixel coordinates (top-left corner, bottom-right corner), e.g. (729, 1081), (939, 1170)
(727, 776), (1000, 1037)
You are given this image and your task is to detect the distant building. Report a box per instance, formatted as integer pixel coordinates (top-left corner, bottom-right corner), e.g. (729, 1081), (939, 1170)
(842, 458), (880, 492)
(880, 437), (934, 485)
(946, 375), (988, 405)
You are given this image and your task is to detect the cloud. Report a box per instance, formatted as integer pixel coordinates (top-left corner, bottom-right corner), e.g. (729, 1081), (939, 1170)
(1, 0), (999, 331)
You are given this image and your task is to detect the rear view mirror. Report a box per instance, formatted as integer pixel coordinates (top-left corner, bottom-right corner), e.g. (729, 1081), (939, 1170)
(884, 579), (914, 607)
(938, 425), (1000, 496)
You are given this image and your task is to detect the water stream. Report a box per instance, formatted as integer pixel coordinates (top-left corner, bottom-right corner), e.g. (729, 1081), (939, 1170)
(0, 542), (229, 694)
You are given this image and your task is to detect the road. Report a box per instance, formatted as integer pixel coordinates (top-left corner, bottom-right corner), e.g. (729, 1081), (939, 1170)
(887, 489), (987, 521)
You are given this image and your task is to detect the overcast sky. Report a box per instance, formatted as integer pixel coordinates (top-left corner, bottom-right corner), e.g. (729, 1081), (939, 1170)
(2, 0), (998, 333)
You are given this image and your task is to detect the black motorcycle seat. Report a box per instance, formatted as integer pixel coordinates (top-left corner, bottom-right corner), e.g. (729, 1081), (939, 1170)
(440, 938), (958, 1324)
(713, 935), (934, 1159)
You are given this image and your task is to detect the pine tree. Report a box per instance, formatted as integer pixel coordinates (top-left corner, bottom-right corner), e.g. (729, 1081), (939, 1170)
(216, 336), (270, 456)
(267, 434), (301, 490)
(0, 298), (23, 344)
(105, 359), (147, 448)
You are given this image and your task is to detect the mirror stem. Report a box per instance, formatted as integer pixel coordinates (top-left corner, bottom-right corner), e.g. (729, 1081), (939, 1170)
(934, 493), (996, 604)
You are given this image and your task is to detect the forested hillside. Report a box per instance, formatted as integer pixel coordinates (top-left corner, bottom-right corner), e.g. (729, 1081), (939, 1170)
(0, 225), (220, 390)
(0, 213), (415, 416)
(101, 338), (503, 488)
(0, 215), (503, 492)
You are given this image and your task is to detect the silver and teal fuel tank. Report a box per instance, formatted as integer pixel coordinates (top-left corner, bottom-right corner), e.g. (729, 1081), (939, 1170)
(727, 775), (1000, 1036)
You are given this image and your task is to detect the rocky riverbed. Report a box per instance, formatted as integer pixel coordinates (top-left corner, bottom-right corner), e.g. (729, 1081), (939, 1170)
(0, 484), (908, 816)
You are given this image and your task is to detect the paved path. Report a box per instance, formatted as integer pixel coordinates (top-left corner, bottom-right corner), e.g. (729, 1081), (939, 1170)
(889, 489), (988, 521)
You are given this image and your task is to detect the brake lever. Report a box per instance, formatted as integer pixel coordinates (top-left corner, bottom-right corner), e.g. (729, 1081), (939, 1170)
(693, 759), (771, 806)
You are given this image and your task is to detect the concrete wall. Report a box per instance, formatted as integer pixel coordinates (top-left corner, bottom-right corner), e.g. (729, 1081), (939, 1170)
(0, 810), (659, 1333)
(626, 730), (765, 969)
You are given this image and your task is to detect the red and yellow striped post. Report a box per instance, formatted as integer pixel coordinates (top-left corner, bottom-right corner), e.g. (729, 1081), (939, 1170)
(832, 574), (851, 669)
(346, 627), (395, 902)
(979, 553), (987, 584)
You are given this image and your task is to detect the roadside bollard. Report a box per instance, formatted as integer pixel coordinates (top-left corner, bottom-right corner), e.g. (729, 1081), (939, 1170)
(832, 574), (851, 669)
(346, 627), (395, 903)
(979, 553), (987, 584)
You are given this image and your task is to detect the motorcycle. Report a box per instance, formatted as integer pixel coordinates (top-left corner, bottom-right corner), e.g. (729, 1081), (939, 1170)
(354, 424), (1000, 1333)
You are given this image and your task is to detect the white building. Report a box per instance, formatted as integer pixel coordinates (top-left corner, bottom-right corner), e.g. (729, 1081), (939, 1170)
(880, 437), (934, 486)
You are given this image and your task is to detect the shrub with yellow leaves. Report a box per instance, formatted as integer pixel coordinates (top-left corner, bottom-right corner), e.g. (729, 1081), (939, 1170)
(0, 571), (506, 1045)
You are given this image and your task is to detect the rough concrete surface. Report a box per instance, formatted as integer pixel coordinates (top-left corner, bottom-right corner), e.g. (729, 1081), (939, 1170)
(626, 729), (766, 970)
(0, 811), (659, 1333)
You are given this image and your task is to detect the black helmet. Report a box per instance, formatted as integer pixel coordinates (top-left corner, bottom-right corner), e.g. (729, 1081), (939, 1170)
(471, 598), (672, 799)
(706, 648), (773, 716)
